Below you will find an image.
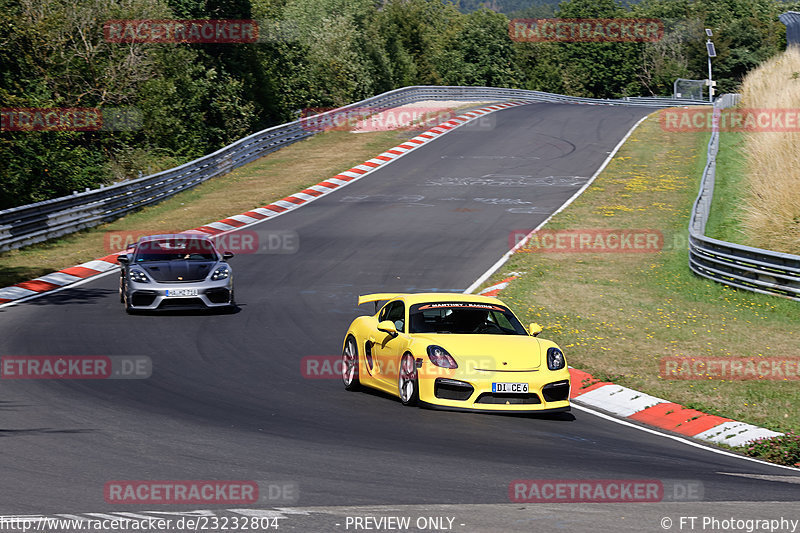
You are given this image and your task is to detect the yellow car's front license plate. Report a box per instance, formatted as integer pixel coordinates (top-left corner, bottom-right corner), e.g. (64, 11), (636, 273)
(492, 382), (529, 393)
(166, 288), (198, 297)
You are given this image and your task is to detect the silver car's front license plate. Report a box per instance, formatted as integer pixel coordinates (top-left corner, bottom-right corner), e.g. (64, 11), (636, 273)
(166, 288), (199, 297)
(492, 382), (529, 393)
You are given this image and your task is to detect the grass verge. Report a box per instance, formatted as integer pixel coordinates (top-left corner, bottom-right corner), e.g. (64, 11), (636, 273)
(480, 112), (800, 436)
(705, 131), (750, 245)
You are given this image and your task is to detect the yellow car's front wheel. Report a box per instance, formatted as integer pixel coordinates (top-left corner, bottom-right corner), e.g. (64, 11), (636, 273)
(399, 353), (418, 406)
(343, 336), (360, 391)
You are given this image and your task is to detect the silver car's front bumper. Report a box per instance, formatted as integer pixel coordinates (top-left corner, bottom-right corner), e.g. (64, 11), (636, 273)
(125, 278), (233, 310)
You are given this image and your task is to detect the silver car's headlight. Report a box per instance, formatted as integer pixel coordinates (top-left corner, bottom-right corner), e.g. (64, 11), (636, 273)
(129, 269), (149, 283)
(547, 347), (565, 370)
(211, 266), (230, 281)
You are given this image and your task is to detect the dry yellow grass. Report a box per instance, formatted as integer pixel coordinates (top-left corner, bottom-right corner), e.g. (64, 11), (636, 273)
(738, 48), (800, 254)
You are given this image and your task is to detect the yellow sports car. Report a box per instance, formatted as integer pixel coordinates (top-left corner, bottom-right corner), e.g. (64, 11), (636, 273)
(341, 293), (570, 413)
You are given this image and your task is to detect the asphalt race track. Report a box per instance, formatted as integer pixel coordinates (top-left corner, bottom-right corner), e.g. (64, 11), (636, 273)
(1, 103), (798, 529)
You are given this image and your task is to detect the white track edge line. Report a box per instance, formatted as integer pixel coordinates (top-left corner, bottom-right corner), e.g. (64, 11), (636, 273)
(571, 403), (799, 472)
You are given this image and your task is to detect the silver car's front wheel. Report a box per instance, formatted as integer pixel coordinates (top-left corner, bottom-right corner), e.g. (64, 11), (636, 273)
(342, 337), (360, 391)
(399, 353), (418, 406)
(121, 279), (133, 314)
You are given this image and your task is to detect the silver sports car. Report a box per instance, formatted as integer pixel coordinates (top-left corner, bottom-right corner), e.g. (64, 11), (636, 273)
(117, 234), (235, 313)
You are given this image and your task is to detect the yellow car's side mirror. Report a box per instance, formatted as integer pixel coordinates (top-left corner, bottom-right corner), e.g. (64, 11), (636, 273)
(528, 323), (543, 337)
(377, 320), (399, 337)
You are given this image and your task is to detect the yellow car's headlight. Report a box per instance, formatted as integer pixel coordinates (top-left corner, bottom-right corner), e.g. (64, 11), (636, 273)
(427, 345), (458, 369)
(547, 347), (565, 370)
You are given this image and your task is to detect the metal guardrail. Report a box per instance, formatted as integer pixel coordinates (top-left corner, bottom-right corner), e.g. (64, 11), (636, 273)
(688, 93), (800, 301)
(0, 86), (707, 252)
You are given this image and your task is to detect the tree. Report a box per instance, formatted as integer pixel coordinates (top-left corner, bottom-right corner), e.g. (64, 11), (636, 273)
(437, 9), (522, 87)
(554, 0), (641, 97)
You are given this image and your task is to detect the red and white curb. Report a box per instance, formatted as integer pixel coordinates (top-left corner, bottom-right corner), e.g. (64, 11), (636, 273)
(0, 257), (122, 304)
(0, 101), (529, 308)
(569, 368), (782, 446)
(477, 273), (523, 297)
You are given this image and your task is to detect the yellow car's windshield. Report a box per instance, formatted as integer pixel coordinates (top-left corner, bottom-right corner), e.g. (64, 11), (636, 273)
(408, 302), (527, 335)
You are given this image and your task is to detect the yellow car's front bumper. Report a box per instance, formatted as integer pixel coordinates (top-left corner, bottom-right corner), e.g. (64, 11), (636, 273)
(416, 365), (571, 413)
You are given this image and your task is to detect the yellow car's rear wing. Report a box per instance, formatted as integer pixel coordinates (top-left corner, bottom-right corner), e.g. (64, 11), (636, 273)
(357, 293), (406, 306)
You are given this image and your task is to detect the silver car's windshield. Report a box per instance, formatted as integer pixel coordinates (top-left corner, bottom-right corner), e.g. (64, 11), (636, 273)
(134, 239), (218, 262)
(408, 302), (527, 335)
